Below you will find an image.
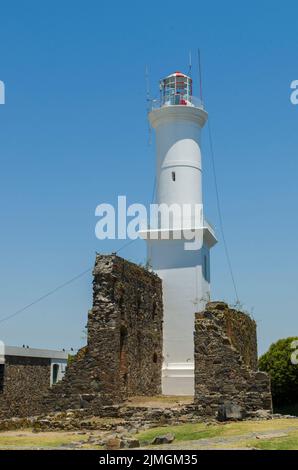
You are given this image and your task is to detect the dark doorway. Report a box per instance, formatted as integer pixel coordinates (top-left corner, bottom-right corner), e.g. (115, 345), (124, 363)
(120, 325), (128, 395)
(52, 364), (59, 385)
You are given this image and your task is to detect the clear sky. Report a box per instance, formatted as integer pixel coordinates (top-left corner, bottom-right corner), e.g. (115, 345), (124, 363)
(0, 0), (297, 355)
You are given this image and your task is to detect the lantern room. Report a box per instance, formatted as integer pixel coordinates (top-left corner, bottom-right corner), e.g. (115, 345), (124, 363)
(160, 71), (193, 106)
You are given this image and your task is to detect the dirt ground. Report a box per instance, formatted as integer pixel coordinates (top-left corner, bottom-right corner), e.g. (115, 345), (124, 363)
(125, 395), (193, 408)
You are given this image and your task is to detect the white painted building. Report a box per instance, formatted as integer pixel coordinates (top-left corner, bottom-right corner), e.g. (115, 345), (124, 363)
(142, 72), (217, 396)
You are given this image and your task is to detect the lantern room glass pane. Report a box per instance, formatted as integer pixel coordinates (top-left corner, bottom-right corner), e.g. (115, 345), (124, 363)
(161, 74), (192, 106)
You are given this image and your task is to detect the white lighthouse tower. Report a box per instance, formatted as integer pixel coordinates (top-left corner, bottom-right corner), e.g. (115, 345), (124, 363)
(143, 71), (217, 395)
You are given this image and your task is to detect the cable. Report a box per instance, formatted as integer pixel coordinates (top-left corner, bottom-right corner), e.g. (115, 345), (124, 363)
(151, 176), (156, 204)
(207, 119), (240, 303)
(115, 238), (137, 254)
(0, 236), (140, 325)
(0, 235), (142, 325)
(0, 267), (92, 325)
(188, 50), (192, 77)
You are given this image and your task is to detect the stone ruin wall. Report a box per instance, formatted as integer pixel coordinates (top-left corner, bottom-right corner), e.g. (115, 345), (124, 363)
(0, 356), (51, 419)
(194, 301), (272, 419)
(0, 257), (273, 423)
(41, 254), (163, 414)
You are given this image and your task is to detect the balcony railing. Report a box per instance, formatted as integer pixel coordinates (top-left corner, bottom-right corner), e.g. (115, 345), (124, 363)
(149, 94), (204, 111)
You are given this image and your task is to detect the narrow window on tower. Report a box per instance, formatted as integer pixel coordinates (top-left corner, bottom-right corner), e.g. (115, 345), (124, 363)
(171, 171), (176, 182)
(204, 254), (209, 281)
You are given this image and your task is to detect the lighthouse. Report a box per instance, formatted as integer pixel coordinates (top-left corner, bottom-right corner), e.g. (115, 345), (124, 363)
(142, 71), (217, 395)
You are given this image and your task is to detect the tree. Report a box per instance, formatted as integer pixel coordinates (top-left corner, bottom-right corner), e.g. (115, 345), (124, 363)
(259, 337), (298, 406)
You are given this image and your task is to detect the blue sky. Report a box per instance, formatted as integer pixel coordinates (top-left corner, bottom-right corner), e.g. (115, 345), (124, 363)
(0, 0), (297, 355)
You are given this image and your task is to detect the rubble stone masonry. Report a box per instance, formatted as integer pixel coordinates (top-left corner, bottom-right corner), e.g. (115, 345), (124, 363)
(0, 259), (272, 422)
(41, 254), (163, 414)
(194, 301), (272, 419)
(0, 356), (51, 419)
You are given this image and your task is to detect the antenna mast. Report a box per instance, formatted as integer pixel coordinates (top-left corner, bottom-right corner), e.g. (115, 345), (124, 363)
(145, 64), (150, 106)
(198, 48), (203, 103)
(145, 65), (152, 145)
(188, 51), (192, 77)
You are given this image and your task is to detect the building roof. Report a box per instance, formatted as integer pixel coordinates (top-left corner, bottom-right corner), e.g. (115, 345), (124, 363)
(3, 346), (69, 360)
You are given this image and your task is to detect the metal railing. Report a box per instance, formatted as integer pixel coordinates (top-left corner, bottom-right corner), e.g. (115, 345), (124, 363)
(149, 95), (204, 111)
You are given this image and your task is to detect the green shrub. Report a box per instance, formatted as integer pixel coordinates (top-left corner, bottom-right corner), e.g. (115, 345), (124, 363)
(259, 337), (298, 406)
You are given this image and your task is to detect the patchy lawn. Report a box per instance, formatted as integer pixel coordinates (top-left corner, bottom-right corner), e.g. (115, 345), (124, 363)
(0, 430), (89, 449)
(251, 430), (298, 450)
(135, 418), (298, 449)
(136, 422), (223, 444)
(0, 418), (298, 450)
(212, 418), (298, 437)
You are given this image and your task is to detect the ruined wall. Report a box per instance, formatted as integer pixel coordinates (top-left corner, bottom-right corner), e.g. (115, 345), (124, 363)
(217, 304), (258, 370)
(42, 254), (163, 414)
(0, 356), (51, 419)
(194, 302), (272, 419)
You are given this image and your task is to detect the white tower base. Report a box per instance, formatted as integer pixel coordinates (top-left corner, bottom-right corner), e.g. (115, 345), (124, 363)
(143, 227), (216, 396)
(162, 363), (194, 396)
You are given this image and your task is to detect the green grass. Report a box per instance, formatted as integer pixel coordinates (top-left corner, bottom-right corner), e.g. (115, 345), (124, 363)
(0, 432), (89, 449)
(250, 431), (298, 450)
(135, 418), (298, 446)
(214, 419), (297, 437)
(1, 418), (298, 450)
(136, 423), (224, 444)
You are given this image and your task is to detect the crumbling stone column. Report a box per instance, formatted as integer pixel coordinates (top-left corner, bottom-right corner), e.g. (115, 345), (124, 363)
(194, 301), (272, 419)
(41, 254), (163, 414)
